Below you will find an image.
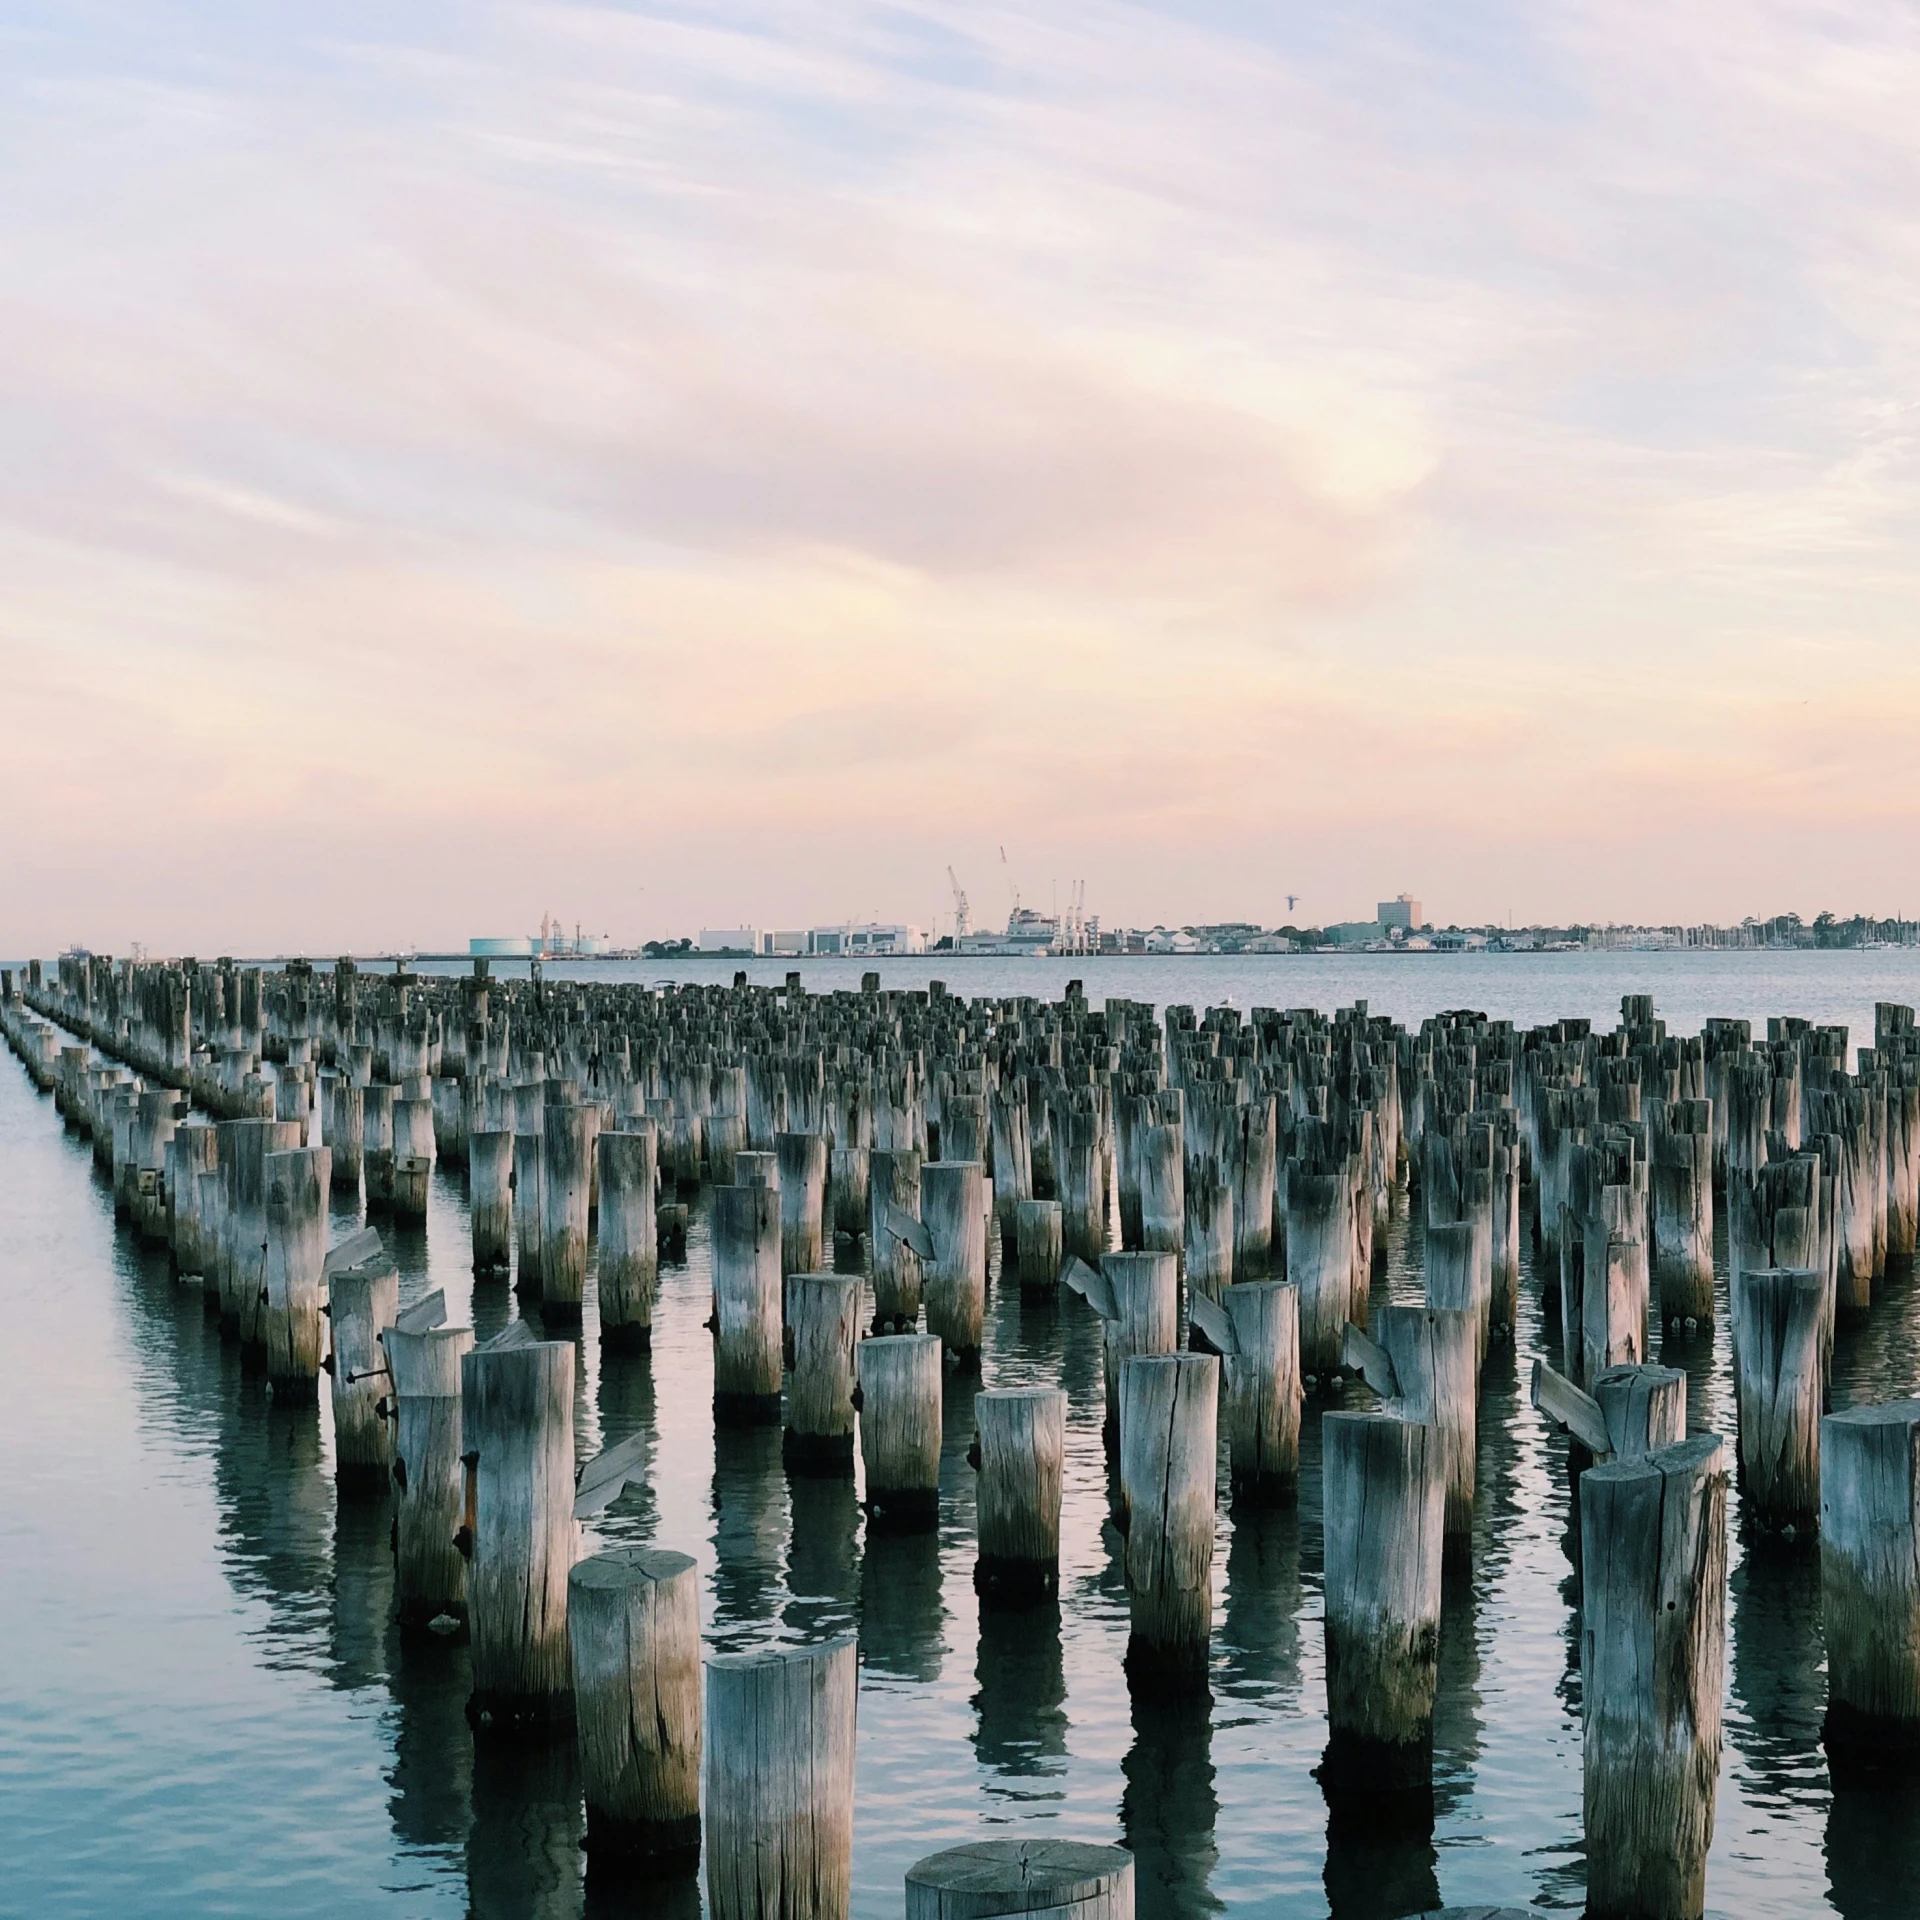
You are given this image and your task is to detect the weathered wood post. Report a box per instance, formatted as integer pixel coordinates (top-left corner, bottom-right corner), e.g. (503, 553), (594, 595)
(1139, 1119), (1185, 1262)
(597, 1125), (659, 1352)
(1288, 1169), (1355, 1380)
(706, 1638), (856, 1920)
(392, 1094), (434, 1222)
(1582, 1228), (1648, 1388)
(923, 1159), (987, 1366)
(906, 1840), (1133, 1920)
(385, 1306), (473, 1634)
(325, 1247), (399, 1493)
(1321, 1411), (1444, 1803)
(1014, 1197), (1064, 1299)
(1821, 1398), (1920, 1783)
(362, 1082), (396, 1211)
(540, 1104), (593, 1326)
(514, 1114), (545, 1297)
(568, 1546), (702, 1873)
(785, 1273), (859, 1473)
(869, 1147), (924, 1332)
(1652, 1100), (1714, 1325)
(1580, 1435), (1728, 1920)
(1184, 1179), (1233, 1302)
(1099, 1251), (1180, 1453)
(857, 1332), (942, 1528)
(1729, 1267), (1823, 1534)
(263, 1145), (331, 1401)
(1190, 1281), (1300, 1507)
(1118, 1351), (1218, 1692)
(461, 1326), (577, 1731)
(777, 1130), (829, 1282)
(329, 1077), (365, 1193)
(972, 1386), (1066, 1604)
(1375, 1304), (1478, 1564)
(468, 1130), (514, 1276)
(713, 1183), (784, 1426)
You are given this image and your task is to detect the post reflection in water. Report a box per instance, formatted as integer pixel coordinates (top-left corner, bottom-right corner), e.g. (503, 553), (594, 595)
(784, 1469), (861, 1642)
(591, 1347), (659, 1548)
(708, 1424), (788, 1644)
(1121, 1684), (1220, 1920)
(972, 1601), (1068, 1802)
(466, 1738), (584, 1920)
(860, 1523), (946, 1682)
(1217, 1506), (1303, 1704)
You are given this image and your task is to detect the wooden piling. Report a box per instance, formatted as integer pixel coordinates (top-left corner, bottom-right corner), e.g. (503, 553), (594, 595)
(326, 1252), (399, 1492)
(906, 1840), (1133, 1920)
(869, 1147), (924, 1331)
(1821, 1398), (1920, 1782)
(973, 1386), (1066, 1604)
(706, 1638), (856, 1920)
(857, 1333), (942, 1528)
(1728, 1266), (1823, 1534)
(1321, 1411), (1444, 1800)
(1580, 1435), (1728, 1920)
(597, 1125), (659, 1352)
(712, 1184), (784, 1427)
(1014, 1197), (1064, 1299)
(461, 1330), (578, 1731)
(1100, 1251), (1180, 1453)
(923, 1160), (987, 1366)
(263, 1145), (331, 1401)
(1118, 1351), (1218, 1691)
(568, 1547), (702, 1872)
(385, 1315), (474, 1633)
(785, 1273), (859, 1473)
(539, 1104), (593, 1326)
(469, 1130), (513, 1276)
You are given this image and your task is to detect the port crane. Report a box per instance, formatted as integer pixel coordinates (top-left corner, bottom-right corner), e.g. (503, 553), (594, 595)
(947, 866), (969, 940)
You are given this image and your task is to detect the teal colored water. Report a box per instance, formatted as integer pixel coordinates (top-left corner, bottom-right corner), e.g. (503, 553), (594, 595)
(5, 952), (1920, 1918)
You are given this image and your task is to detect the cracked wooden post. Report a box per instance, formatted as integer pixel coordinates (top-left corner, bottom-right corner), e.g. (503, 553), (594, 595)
(972, 1386), (1066, 1604)
(706, 1637), (856, 1920)
(362, 1082), (396, 1212)
(1424, 1217), (1491, 1369)
(1118, 1350), (1218, 1693)
(1100, 1252), (1179, 1455)
(468, 1130), (513, 1277)
(906, 1840), (1133, 1920)
(1014, 1197), (1064, 1300)
(712, 1184), (783, 1426)
(858, 1332), (942, 1529)
(539, 1104), (593, 1327)
(869, 1147), (923, 1332)
(385, 1303), (472, 1635)
(1729, 1267), (1823, 1534)
(1321, 1411), (1444, 1805)
(597, 1124), (659, 1352)
(460, 1326), (578, 1732)
(328, 1077), (364, 1193)
(1288, 1170), (1355, 1380)
(1652, 1100), (1714, 1326)
(785, 1273), (859, 1473)
(1191, 1280), (1300, 1507)
(1580, 1434), (1728, 1920)
(1821, 1398), (1920, 1783)
(392, 1093), (433, 1222)
(325, 1244), (399, 1493)
(923, 1159), (987, 1366)
(568, 1546), (701, 1875)
(777, 1130), (829, 1283)
(1184, 1179), (1233, 1303)
(264, 1145), (331, 1402)
(1375, 1303), (1478, 1566)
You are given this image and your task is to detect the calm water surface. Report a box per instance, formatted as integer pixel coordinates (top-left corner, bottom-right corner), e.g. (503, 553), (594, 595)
(6, 953), (1920, 1918)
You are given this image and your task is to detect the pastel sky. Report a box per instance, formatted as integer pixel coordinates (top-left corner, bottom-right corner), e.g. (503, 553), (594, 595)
(5, 1), (1920, 955)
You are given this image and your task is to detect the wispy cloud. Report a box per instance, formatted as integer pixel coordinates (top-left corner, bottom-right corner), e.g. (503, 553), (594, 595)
(4, 0), (1920, 951)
